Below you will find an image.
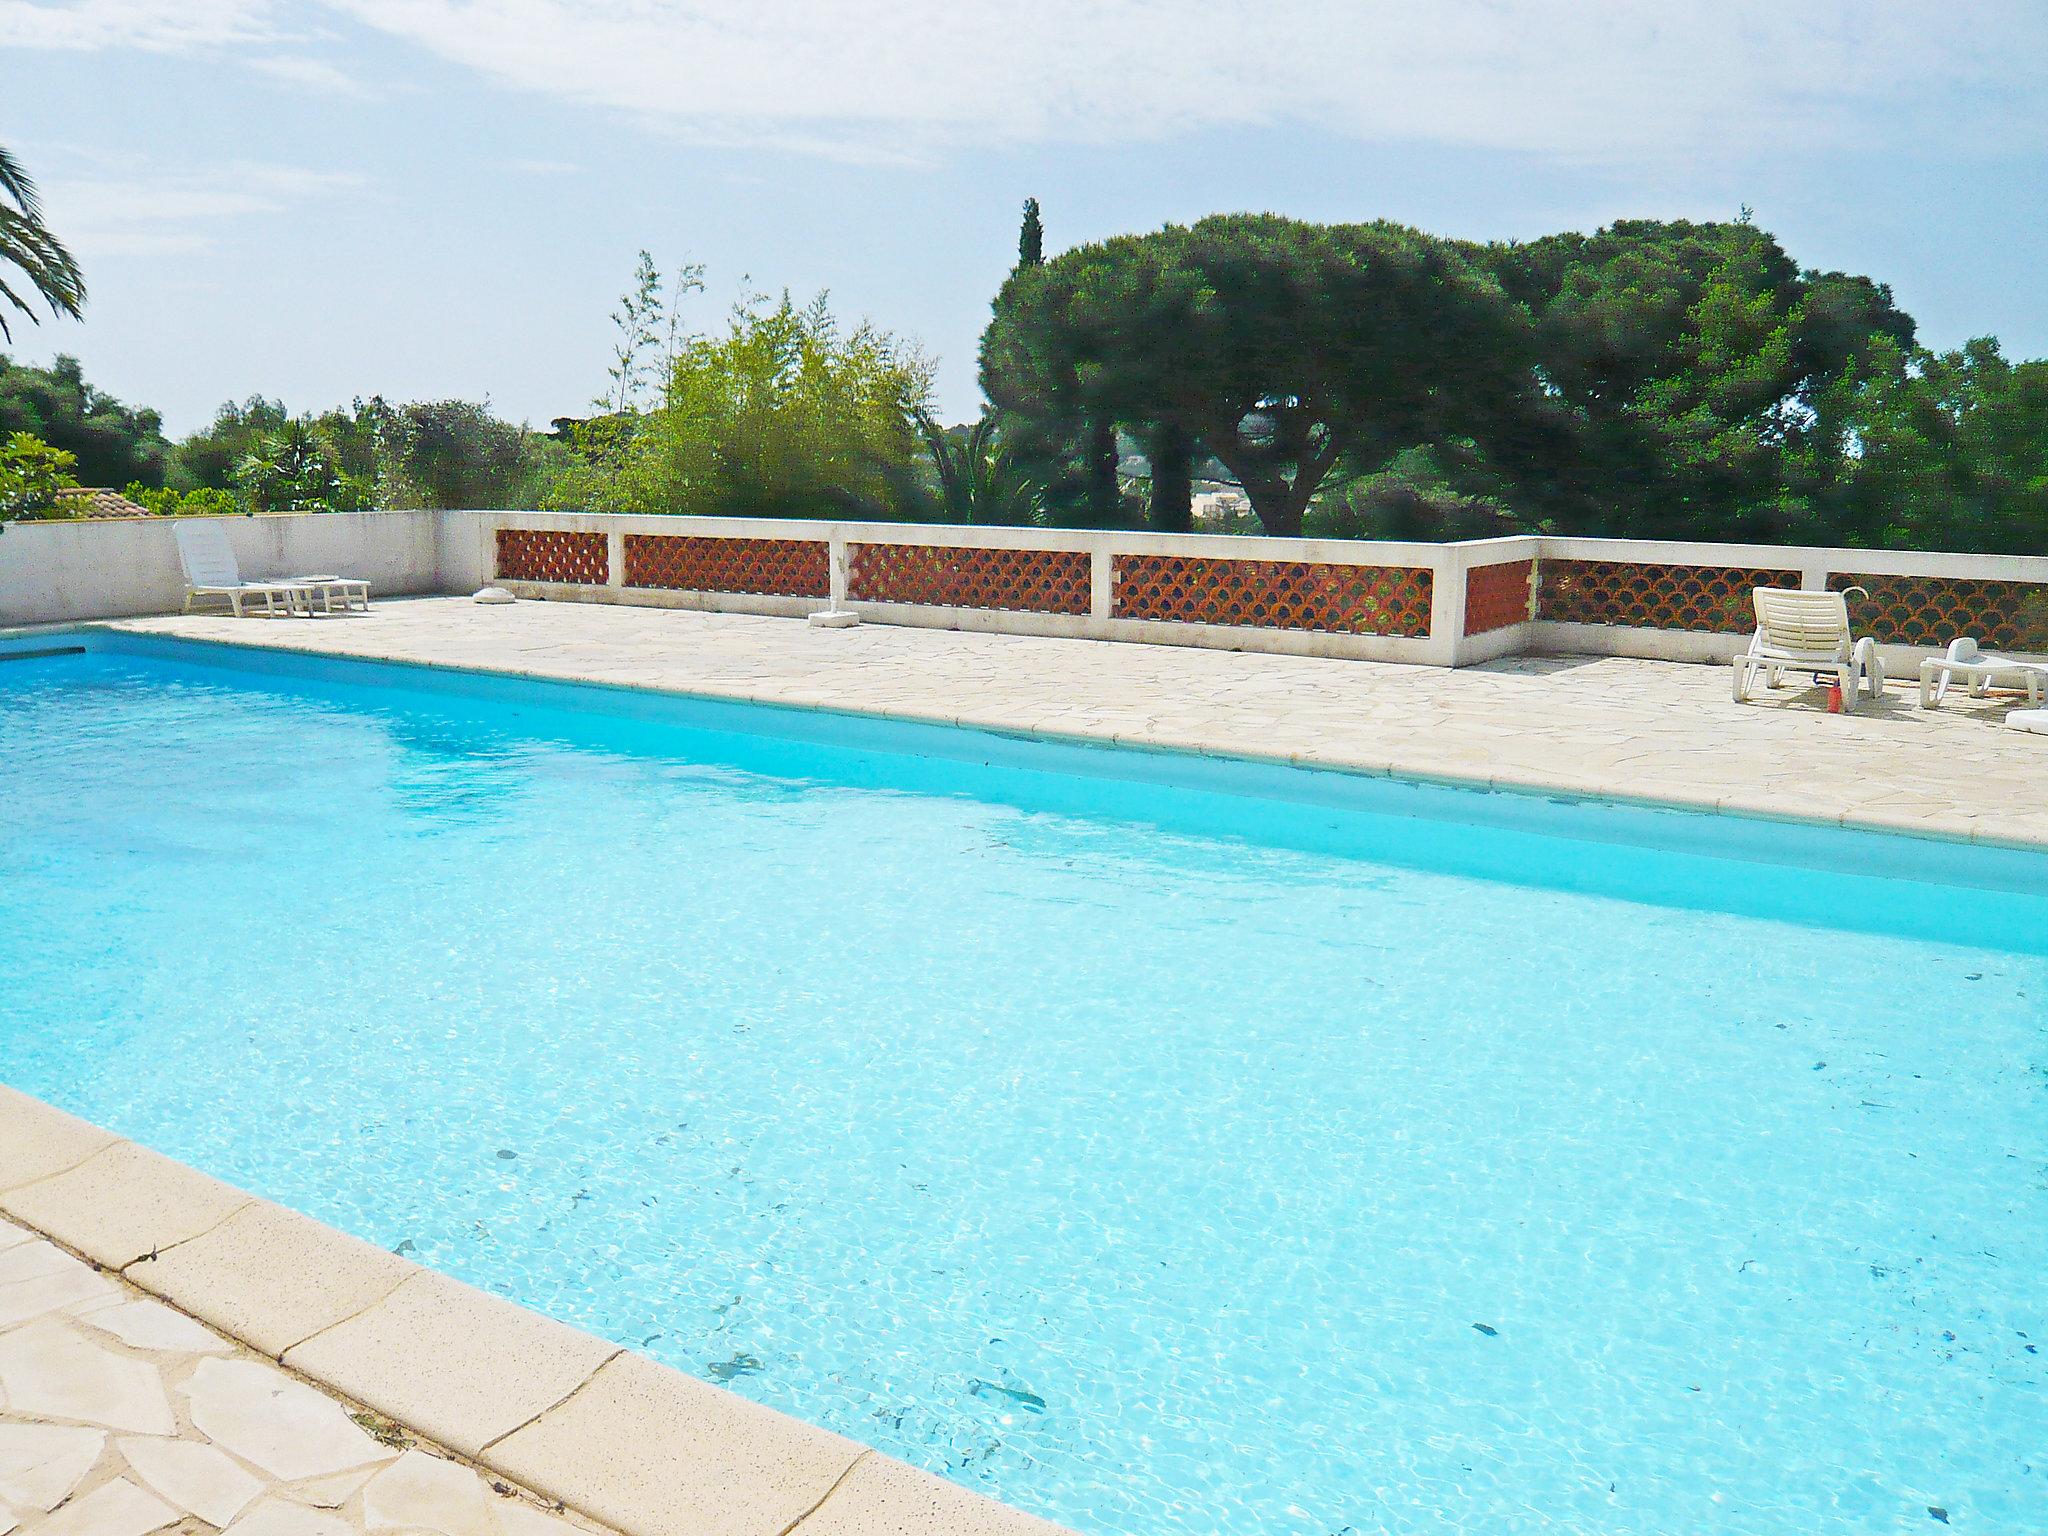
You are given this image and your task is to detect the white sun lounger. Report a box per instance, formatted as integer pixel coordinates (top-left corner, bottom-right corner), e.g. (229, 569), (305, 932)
(1918, 637), (2045, 708)
(281, 574), (372, 614)
(174, 520), (316, 618)
(1732, 587), (1884, 712)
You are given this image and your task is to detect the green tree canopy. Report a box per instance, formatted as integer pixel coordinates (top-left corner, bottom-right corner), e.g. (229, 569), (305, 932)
(0, 353), (171, 487)
(1477, 218), (1917, 540)
(367, 398), (556, 509)
(173, 396), (294, 491)
(1833, 337), (2048, 555)
(981, 214), (1535, 536)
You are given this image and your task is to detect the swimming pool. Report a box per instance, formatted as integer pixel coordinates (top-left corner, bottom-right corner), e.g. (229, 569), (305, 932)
(2, 630), (2043, 1535)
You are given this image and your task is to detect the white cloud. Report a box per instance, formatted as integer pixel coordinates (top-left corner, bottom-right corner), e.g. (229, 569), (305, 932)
(0, 0), (274, 50)
(244, 50), (368, 94)
(5, 0), (2043, 162)
(41, 162), (366, 256)
(322, 0), (2048, 161)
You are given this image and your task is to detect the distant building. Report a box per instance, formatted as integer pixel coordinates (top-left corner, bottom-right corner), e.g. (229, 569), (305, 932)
(1190, 488), (1254, 532)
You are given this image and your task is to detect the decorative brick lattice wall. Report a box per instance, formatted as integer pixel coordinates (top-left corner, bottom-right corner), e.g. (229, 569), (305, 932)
(1463, 560), (1535, 635)
(496, 528), (609, 586)
(1537, 559), (1798, 632)
(847, 543), (1092, 614)
(1829, 572), (2048, 651)
(624, 534), (829, 597)
(1113, 555), (1434, 637)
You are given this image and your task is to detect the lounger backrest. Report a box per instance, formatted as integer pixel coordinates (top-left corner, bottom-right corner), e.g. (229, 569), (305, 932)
(174, 520), (241, 589)
(1753, 587), (1850, 655)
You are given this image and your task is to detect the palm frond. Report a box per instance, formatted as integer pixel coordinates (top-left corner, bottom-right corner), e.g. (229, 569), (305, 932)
(0, 144), (86, 338)
(0, 145), (41, 220)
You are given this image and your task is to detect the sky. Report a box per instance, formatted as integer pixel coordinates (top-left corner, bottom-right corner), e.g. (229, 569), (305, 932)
(2, 0), (2046, 438)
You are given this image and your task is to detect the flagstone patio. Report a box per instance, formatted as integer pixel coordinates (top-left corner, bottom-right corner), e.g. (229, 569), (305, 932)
(0, 1217), (605, 1536)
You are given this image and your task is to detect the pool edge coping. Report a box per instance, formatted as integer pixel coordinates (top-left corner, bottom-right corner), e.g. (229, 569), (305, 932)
(0, 1084), (1071, 1536)
(42, 613), (2048, 858)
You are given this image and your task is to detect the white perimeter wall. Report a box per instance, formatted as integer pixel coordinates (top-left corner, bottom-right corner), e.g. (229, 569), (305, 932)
(4, 510), (2043, 671)
(0, 510), (450, 626)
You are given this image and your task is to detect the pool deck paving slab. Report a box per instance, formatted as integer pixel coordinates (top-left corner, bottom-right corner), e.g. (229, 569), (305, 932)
(106, 595), (2048, 850)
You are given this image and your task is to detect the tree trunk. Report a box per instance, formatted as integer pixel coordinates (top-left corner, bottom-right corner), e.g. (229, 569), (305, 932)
(1252, 493), (1305, 538)
(1085, 419), (1120, 525)
(1146, 422), (1193, 532)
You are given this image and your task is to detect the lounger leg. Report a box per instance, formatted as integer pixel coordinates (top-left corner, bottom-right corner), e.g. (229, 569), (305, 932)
(1838, 664), (1857, 713)
(1732, 656), (1750, 702)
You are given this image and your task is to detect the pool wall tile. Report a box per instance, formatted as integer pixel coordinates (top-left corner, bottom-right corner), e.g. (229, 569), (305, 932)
(282, 1269), (622, 1457)
(0, 1085), (120, 1191)
(130, 1199), (414, 1357)
(0, 1141), (252, 1269)
(484, 1351), (865, 1536)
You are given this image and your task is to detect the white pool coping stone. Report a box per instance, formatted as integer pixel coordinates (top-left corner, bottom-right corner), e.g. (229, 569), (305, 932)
(0, 1085), (1073, 1536)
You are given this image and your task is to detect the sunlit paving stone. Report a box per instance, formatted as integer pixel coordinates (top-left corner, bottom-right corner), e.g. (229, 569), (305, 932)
(0, 1253), (120, 1330)
(0, 1422), (105, 1511)
(0, 1321), (175, 1435)
(289, 1465), (381, 1508)
(221, 1496), (356, 1536)
(119, 1433), (266, 1526)
(32, 1475), (178, 1536)
(181, 1358), (394, 1483)
(85, 1298), (238, 1356)
(361, 1449), (499, 1536)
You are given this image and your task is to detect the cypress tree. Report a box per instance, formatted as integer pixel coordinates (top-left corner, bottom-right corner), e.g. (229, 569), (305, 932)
(1018, 198), (1044, 269)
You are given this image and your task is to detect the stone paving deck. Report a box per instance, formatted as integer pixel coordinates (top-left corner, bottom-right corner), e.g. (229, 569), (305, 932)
(0, 1217), (605, 1536)
(116, 595), (2048, 850)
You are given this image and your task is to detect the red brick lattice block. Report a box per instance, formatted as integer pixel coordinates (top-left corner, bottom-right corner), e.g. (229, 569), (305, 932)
(496, 528), (609, 585)
(1829, 572), (2048, 652)
(847, 543), (1092, 615)
(624, 534), (829, 597)
(1463, 560), (1535, 635)
(1537, 559), (1798, 633)
(1113, 555), (1434, 637)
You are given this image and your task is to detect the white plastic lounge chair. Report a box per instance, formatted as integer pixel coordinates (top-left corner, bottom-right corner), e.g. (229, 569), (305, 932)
(1918, 637), (2045, 709)
(174, 520), (314, 618)
(2007, 709), (2048, 735)
(1732, 587), (1885, 712)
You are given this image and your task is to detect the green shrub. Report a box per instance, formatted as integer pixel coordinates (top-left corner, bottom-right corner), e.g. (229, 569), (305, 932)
(0, 432), (80, 518)
(121, 482), (237, 517)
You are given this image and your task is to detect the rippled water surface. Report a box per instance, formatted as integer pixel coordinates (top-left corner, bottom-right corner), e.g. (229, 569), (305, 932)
(2, 637), (2044, 1535)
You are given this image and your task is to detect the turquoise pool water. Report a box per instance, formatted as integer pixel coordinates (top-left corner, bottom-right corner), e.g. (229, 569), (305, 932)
(2, 632), (2044, 1535)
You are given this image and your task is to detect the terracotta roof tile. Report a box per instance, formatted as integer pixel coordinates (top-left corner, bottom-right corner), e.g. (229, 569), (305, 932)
(53, 487), (157, 520)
